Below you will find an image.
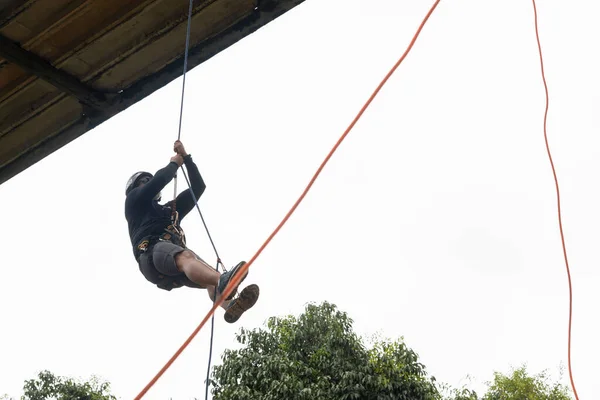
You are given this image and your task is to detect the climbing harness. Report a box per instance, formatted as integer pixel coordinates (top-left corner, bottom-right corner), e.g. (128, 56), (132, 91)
(134, 209), (186, 257)
(161, 223), (186, 247)
(165, 208), (186, 247)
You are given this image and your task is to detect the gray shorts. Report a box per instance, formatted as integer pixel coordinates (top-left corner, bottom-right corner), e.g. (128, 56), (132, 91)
(138, 241), (205, 291)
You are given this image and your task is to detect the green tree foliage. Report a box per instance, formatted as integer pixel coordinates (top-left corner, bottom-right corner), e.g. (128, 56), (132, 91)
(481, 365), (572, 400)
(0, 306), (573, 400)
(210, 301), (440, 400)
(4, 370), (116, 400)
(438, 383), (479, 400)
(438, 365), (573, 400)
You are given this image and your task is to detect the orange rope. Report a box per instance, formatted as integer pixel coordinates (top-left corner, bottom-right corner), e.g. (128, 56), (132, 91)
(133, 1), (442, 398)
(530, 1), (579, 399)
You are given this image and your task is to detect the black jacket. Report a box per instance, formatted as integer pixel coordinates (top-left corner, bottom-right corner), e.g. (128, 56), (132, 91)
(124, 154), (205, 258)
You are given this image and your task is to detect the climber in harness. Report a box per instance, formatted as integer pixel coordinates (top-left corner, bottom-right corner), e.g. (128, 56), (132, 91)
(124, 140), (259, 323)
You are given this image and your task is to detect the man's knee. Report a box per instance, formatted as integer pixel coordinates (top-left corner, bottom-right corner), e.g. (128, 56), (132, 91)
(152, 241), (187, 275)
(174, 249), (196, 271)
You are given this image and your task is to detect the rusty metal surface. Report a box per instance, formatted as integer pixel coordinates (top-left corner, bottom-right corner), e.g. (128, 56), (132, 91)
(0, 0), (305, 185)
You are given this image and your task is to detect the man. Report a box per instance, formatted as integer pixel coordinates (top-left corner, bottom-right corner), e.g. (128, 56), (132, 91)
(124, 140), (259, 323)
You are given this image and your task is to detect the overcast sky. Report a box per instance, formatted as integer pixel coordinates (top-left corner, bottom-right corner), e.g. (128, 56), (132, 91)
(1, 0), (598, 399)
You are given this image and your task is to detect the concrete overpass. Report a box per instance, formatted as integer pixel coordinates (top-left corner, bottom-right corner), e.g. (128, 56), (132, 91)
(0, 0), (305, 185)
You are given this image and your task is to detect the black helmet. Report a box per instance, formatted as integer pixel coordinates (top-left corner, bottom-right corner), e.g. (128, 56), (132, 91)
(125, 171), (153, 195)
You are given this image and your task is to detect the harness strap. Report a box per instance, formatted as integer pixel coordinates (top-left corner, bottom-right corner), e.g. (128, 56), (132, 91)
(164, 223), (186, 247)
(136, 225), (187, 257)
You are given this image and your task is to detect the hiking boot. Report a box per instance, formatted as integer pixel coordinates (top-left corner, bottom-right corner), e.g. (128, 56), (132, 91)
(224, 284), (260, 324)
(217, 261), (248, 301)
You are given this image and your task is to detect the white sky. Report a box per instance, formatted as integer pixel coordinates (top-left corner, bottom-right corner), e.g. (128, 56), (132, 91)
(1, 0), (598, 399)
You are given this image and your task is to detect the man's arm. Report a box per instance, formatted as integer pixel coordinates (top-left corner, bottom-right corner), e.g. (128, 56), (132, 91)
(173, 154), (206, 218)
(130, 161), (179, 204)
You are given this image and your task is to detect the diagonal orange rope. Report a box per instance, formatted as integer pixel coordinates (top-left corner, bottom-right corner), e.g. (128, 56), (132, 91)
(133, 1), (442, 398)
(530, 1), (579, 399)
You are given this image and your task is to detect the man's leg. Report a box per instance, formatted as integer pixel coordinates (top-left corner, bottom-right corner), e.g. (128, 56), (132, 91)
(175, 252), (233, 308)
(186, 255), (260, 321)
(174, 250), (219, 287)
(150, 242), (255, 318)
(173, 248), (248, 305)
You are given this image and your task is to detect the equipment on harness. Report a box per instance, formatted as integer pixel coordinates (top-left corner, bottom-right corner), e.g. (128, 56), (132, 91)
(136, 223), (187, 256)
(135, 222), (190, 291)
(126, 171), (162, 201)
(163, 222), (187, 247)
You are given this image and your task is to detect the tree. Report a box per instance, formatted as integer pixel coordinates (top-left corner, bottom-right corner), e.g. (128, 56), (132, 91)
(438, 364), (573, 400)
(4, 370), (117, 400)
(438, 382), (479, 400)
(1, 307), (573, 400)
(481, 365), (572, 400)
(210, 301), (440, 400)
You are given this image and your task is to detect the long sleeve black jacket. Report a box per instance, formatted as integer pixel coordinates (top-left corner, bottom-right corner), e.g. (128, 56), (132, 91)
(124, 154), (206, 258)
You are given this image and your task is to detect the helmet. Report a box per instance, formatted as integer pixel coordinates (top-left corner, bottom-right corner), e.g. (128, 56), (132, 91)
(125, 171), (153, 195)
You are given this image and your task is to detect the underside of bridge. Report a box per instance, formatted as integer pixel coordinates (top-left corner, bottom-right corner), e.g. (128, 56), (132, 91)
(0, 0), (304, 185)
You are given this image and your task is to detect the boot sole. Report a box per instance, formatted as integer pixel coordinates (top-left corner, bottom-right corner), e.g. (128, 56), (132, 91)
(224, 284), (260, 324)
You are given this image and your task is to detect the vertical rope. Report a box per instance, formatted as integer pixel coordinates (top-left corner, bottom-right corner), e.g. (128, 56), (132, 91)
(530, 1), (579, 398)
(169, 1), (224, 398)
(205, 275), (220, 400)
(180, 168), (225, 265)
(180, 168), (223, 400)
(172, 0), (195, 214)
